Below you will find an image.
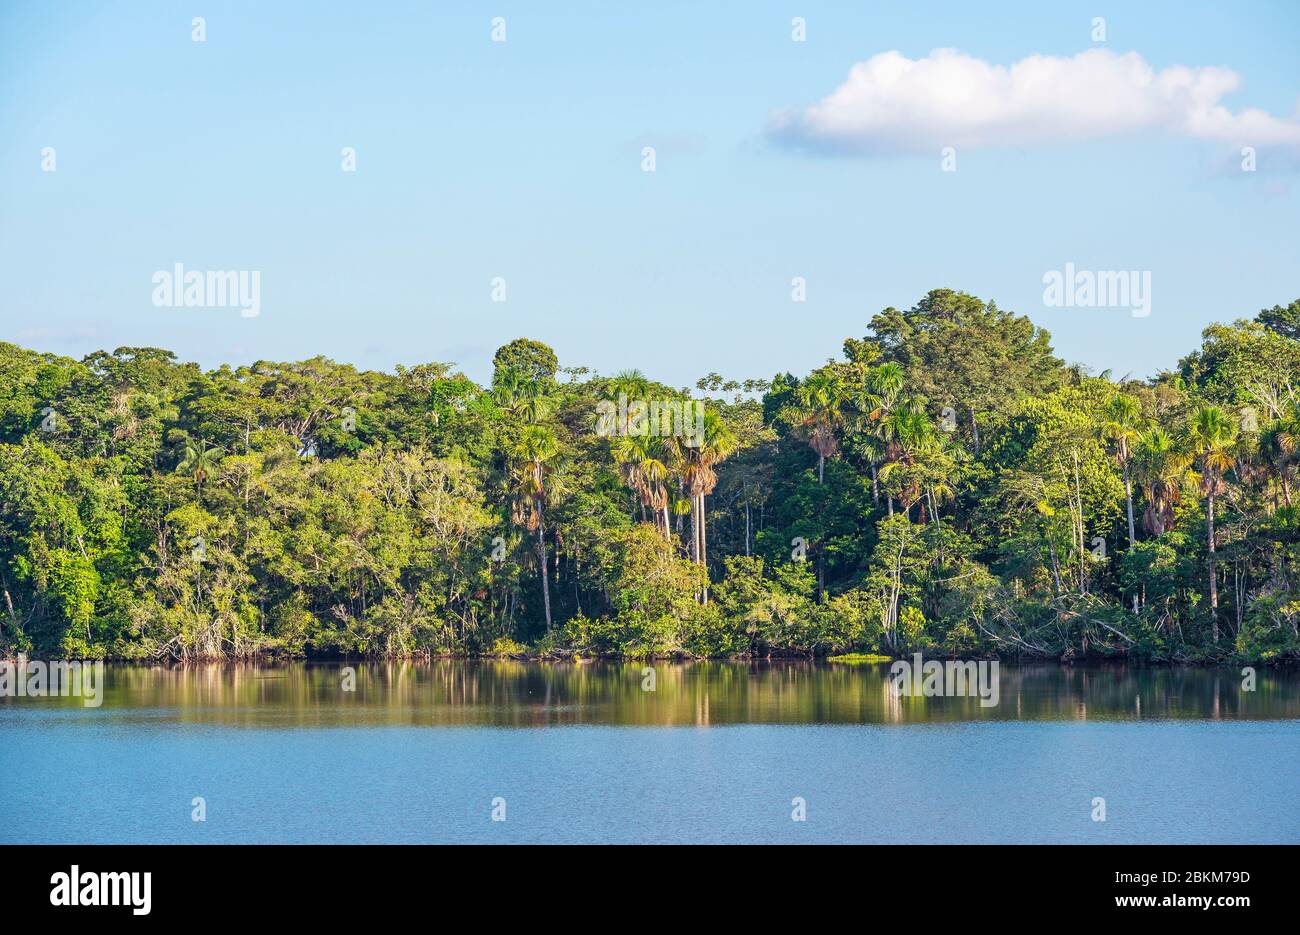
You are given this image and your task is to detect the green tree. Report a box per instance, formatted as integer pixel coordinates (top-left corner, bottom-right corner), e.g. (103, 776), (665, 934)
(868, 289), (1062, 451)
(793, 369), (848, 484)
(511, 425), (560, 632)
(1101, 394), (1143, 549)
(1185, 405), (1237, 643)
(1133, 429), (1189, 537)
(492, 338), (559, 388)
(173, 438), (224, 502)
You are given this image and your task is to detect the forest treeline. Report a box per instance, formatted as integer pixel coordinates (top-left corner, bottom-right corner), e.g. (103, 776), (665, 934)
(3, 289), (1300, 663)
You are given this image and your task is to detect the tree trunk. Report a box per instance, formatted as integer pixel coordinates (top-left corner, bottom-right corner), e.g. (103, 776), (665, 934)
(537, 508), (552, 633)
(2, 588), (16, 636)
(1073, 449), (1086, 593)
(1208, 490), (1218, 643)
(1123, 461), (1136, 547)
(869, 460), (879, 504)
(1123, 459), (1138, 613)
(699, 493), (710, 604)
(688, 499), (698, 562)
(817, 451), (825, 601)
(697, 493), (707, 566)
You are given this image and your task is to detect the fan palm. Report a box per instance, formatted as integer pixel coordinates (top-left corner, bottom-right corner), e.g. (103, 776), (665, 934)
(494, 366), (552, 424)
(606, 369), (650, 435)
(877, 400), (937, 514)
(610, 431), (673, 536)
(1185, 405), (1236, 641)
(793, 369), (850, 600)
(1134, 429), (1188, 537)
(795, 369), (848, 483)
(853, 362), (905, 504)
(679, 408), (737, 593)
(1101, 394), (1143, 548)
(511, 425), (559, 631)
(1259, 406), (1300, 508)
(175, 438), (224, 502)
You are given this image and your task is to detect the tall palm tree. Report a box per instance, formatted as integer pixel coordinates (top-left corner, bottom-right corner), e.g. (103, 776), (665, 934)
(854, 362), (905, 504)
(677, 408), (737, 602)
(918, 430), (965, 526)
(1101, 394), (1144, 612)
(608, 369), (650, 399)
(795, 369), (848, 483)
(494, 367), (552, 424)
(1101, 394), (1143, 549)
(877, 400), (935, 516)
(867, 362), (905, 412)
(175, 438), (224, 502)
(511, 425), (559, 632)
(606, 369), (650, 435)
(793, 369), (849, 600)
(1259, 406), (1300, 508)
(610, 431), (673, 536)
(1185, 405), (1236, 643)
(1133, 429), (1187, 537)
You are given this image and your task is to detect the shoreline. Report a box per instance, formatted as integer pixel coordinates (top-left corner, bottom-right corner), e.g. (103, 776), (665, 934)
(2, 651), (1288, 669)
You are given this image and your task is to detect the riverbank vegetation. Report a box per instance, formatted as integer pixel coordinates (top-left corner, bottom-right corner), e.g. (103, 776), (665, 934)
(3, 289), (1300, 663)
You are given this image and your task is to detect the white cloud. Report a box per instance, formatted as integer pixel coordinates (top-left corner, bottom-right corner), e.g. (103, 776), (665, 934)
(770, 48), (1300, 155)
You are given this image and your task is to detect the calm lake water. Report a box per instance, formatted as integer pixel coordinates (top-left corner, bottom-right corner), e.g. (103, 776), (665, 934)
(2, 661), (1297, 843)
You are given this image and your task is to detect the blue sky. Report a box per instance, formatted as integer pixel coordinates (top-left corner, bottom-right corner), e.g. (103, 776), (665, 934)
(2, 0), (1297, 387)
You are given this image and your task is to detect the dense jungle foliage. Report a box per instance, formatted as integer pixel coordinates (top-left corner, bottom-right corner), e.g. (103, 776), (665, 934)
(3, 289), (1300, 663)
